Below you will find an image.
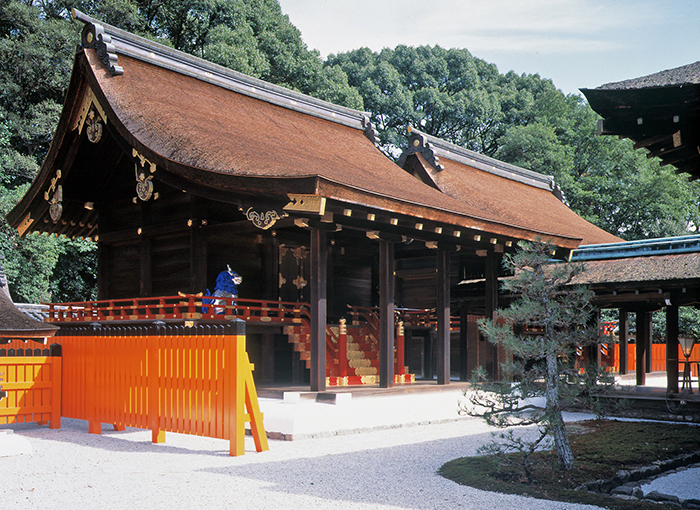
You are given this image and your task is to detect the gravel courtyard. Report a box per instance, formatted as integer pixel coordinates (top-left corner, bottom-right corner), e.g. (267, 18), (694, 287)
(1, 389), (608, 510)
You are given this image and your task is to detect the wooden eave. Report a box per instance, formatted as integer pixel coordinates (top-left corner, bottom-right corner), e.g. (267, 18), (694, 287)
(581, 83), (700, 181)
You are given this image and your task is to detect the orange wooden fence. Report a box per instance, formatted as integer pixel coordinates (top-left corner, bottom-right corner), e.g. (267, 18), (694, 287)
(55, 322), (267, 456)
(610, 344), (700, 375)
(0, 346), (61, 429)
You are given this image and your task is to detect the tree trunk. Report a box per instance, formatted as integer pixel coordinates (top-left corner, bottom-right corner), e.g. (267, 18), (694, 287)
(545, 351), (574, 470)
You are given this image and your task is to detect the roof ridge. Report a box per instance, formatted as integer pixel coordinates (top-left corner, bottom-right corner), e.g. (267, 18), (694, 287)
(71, 9), (378, 137)
(399, 126), (563, 196)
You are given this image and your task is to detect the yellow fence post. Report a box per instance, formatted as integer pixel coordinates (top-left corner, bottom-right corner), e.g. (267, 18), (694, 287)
(244, 352), (268, 453)
(227, 321), (246, 456)
(149, 329), (165, 443)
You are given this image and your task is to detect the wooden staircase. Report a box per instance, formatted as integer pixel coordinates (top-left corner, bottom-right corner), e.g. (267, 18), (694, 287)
(283, 321), (414, 386)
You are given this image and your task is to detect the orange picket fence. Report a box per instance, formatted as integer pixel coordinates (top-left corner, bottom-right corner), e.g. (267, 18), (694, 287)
(611, 344), (700, 376)
(0, 346), (62, 429)
(55, 322), (267, 456)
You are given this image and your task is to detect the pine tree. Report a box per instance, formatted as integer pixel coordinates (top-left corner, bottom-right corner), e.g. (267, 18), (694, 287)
(462, 240), (613, 472)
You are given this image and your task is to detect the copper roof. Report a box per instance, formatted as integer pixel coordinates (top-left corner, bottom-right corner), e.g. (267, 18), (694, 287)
(7, 13), (620, 251)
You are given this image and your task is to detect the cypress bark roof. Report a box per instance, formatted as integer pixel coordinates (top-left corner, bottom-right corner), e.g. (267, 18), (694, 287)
(6, 12), (620, 252)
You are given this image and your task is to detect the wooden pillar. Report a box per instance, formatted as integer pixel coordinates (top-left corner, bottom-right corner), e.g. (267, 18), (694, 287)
(140, 237), (152, 297)
(310, 229), (327, 392)
(635, 310), (650, 386)
(485, 255), (501, 380)
(436, 249), (451, 385)
(645, 311), (653, 374)
(459, 301), (468, 381)
(379, 240), (395, 388)
(189, 228), (207, 294)
(666, 304), (679, 393)
(618, 309), (628, 375)
(97, 243), (109, 300)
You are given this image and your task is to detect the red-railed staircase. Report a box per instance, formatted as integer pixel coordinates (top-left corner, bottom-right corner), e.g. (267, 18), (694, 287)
(283, 318), (414, 386)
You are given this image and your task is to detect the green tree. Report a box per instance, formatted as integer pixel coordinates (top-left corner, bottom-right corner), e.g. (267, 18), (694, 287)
(463, 241), (612, 472)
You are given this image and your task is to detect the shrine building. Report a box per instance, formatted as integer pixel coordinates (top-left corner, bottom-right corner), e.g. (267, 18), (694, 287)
(6, 11), (619, 391)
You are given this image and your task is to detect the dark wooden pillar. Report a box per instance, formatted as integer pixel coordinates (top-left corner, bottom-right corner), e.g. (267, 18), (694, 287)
(635, 310), (651, 386)
(310, 229), (327, 392)
(189, 228), (207, 294)
(97, 243), (109, 300)
(379, 240), (395, 388)
(437, 249), (451, 385)
(618, 309), (628, 375)
(666, 304), (679, 393)
(140, 237), (152, 297)
(459, 301), (468, 381)
(485, 255), (501, 380)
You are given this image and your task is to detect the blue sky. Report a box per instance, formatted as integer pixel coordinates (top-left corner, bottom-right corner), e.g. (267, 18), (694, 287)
(277, 0), (699, 96)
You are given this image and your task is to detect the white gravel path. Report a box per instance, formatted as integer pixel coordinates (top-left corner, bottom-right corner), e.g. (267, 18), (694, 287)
(0, 389), (608, 510)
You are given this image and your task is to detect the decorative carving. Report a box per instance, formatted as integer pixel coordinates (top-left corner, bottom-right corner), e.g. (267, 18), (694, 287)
(135, 164), (154, 201)
(74, 88), (107, 135)
(48, 185), (63, 223)
(284, 194), (326, 215)
(397, 128), (444, 171)
(244, 207), (288, 230)
(291, 246), (308, 263)
(132, 149), (156, 202)
(44, 169), (61, 202)
(293, 275), (307, 290)
(278, 273), (286, 288)
(80, 22), (123, 76)
(85, 107), (103, 143)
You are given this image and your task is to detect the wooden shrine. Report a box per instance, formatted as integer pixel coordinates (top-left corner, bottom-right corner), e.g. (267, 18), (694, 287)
(6, 11), (619, 391)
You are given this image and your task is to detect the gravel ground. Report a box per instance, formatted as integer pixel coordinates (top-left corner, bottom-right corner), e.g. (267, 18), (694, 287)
(0, 388), (695, 509)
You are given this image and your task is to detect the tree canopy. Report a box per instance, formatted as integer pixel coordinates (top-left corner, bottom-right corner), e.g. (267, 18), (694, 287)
(1, 0), (699, 302)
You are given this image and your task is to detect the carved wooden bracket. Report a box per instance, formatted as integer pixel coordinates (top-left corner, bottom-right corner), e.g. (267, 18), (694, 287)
(44, 170), (63, 223)
(132, 149), (157, 202)
(244, 207), (288, 230)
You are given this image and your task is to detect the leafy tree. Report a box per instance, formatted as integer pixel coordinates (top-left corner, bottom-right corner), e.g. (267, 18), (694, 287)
(462, 241), (613, 472)
(329, 45), (700, 240)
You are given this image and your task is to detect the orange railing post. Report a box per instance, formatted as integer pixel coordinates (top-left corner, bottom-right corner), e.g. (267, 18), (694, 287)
(49, 354), (62, 429)
(395, 321), (405, 376)
(339, 318), (347, 379)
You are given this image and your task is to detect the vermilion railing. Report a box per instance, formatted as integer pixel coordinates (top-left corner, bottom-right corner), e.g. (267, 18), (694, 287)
(55, 322), (267, 456)
(348, 305), (460, 331)
(45, 295), (311, 326)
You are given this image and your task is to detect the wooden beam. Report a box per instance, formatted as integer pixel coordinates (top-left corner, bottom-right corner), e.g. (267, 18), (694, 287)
(485, 255), (501, 380)
(436, 249), (451, 384)
(379, 240), (395, 388)
(309, 228), (327, 392)
(618, 310), (628, 375)
(635, 310), (651, 386)
(666, 304), (679, 393)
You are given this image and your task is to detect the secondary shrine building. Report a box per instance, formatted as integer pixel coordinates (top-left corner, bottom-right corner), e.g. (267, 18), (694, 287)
(7, 11), (619, 391)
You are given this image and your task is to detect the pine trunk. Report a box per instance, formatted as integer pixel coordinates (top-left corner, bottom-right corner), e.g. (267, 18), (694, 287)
(545, 351), (575, 470)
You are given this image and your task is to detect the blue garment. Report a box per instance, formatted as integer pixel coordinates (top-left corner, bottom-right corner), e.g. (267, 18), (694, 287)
(215, 270), (240, 296)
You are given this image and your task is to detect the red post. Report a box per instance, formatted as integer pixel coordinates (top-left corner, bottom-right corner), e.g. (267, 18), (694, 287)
(339, 318), (347, 379)
(49, 356), (62, 429)
(395, 321), (405, 376)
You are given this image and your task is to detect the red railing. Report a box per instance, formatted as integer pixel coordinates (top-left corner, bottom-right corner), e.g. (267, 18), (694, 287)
(45, 295), (311, 326)
(348, 305), (460, 330)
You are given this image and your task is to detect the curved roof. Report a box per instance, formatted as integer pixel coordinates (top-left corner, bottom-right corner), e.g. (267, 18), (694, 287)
(7, 13), (620, 251)
(398, 129), (621, 246)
